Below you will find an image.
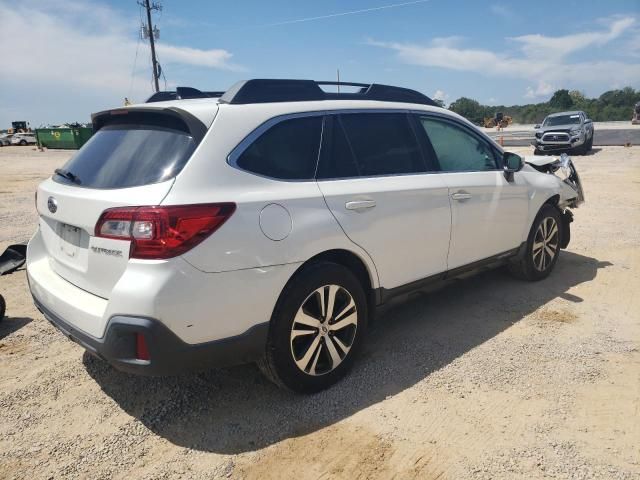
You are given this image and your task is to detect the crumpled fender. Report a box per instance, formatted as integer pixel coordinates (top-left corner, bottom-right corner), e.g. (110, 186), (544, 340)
(524, 153), (585, 208)
(523, 155), (562, 167)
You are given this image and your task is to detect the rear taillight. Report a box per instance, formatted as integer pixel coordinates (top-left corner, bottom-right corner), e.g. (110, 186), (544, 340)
(95, 203), (236, 259)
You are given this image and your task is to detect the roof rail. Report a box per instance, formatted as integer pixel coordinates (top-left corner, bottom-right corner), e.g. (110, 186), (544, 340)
(218, 79), (439, 106)
(145, 87), (224, 103)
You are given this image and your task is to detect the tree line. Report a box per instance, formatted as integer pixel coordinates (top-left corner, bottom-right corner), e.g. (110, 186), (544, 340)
(447, 87), (640, 125)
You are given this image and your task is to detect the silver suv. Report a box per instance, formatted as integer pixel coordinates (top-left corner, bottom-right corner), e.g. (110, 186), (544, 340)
(534, 111), (594, 155)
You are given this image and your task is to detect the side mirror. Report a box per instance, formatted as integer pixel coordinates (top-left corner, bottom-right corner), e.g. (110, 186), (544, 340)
(534, 124), (541, 129)
(584, 118), (592, 124)
(503, 152), (523, 180)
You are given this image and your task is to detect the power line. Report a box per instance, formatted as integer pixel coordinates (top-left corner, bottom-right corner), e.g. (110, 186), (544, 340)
(128, 33), (141, 98)
(246, 0), (430, 29)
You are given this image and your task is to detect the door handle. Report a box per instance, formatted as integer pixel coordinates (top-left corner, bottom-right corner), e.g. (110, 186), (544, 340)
(345, 200), (376, 210)
(451, 192), (472, 201)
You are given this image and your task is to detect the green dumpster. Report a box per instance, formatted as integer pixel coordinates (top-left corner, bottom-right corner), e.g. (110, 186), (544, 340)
(35, 127), (93, 149)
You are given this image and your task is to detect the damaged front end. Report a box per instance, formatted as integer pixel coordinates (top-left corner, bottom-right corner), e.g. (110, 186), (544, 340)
(525, 153), (585, 208)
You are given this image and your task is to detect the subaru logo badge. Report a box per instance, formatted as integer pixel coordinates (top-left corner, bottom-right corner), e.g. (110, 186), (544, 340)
(47, 196), (57, 213)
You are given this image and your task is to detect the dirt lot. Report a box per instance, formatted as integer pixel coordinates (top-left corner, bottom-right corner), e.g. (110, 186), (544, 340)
(0, 145), (639, 479)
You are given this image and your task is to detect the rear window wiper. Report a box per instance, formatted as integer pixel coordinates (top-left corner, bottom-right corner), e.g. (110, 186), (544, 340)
(54, 168), (81, 185)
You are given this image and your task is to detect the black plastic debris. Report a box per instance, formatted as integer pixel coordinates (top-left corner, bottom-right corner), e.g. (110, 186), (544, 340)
(0, 244), (27, 276)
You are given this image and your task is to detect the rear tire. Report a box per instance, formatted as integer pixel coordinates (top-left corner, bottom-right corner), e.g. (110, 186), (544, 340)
(258, 261), (368, 393)
(508, 204), (563, 281)
(0, 294), (5, 320)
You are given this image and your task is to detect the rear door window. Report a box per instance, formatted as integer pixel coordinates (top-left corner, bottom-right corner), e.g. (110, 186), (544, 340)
(54, 124), (196, 189)
(235, 116), (323, 180)
(316, 116), (360, 179)
(336, 113), (426, 177)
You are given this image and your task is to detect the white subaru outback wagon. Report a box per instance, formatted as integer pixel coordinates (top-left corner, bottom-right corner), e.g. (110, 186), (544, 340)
(27, 79), (584, 393)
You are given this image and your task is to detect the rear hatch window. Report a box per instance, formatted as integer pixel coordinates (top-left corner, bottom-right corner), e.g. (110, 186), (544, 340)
(54, 113), (197, 189)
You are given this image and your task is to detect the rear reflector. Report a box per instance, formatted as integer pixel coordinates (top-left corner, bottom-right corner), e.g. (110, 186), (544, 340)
(95, 203), (236, 259)
(136, 333), (150, 361)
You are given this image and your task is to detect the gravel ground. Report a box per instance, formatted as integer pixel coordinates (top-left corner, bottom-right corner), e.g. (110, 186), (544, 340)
(0, 145), (639, 479)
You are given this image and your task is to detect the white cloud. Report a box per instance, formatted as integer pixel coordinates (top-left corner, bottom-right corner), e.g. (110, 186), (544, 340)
(433, 89), (447, 100)
(430, 36), (464, 48)
(432, 89), (450, 105)
(156, 44), (242, 70)
(524, 80), (555, 99)
(0, 0), (242, 99)
(510, 17), (635, 60)
(368, 16), (640, 94)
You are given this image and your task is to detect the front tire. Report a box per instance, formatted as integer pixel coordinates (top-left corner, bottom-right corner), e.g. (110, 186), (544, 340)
(19, 140), (27, 146)
(258, 262), (367, 393)
(508, 204), (563, 281)
(573, 139), (588, 155)
(586, 134), (593, 152)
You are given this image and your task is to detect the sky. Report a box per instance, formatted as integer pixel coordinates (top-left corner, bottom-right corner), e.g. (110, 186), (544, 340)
(1, 0), (639, 126)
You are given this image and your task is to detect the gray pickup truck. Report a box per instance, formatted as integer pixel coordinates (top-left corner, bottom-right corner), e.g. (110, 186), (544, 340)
(533, 111), (594, 155)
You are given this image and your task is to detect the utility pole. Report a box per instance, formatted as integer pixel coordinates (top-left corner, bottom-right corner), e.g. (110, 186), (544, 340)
(139, 0), (162, 93)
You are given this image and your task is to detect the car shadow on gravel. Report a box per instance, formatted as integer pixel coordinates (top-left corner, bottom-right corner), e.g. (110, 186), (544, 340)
(84, 251), (611, 454)
(0, 317), (32, 340)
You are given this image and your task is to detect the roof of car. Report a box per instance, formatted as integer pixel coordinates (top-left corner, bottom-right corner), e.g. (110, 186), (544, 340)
(96, 79), (456, 135)
(122, 97), (451, 130)
(143, 79), (439, 106)
(547, 110), (584, 117)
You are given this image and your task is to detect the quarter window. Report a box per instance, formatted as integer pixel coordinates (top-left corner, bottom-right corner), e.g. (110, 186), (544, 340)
(235, 116), (322, 180)
(419, 117), (498, 172)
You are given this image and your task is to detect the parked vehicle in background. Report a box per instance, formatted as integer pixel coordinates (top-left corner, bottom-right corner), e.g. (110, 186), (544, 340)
(632, 102), (640, 125)
(0, 134), (13, 146)
(10, 133), (37, 146)
(8, 121), (30, 134)
(533, 111), (594, 155)
(27, 79), (585, 393)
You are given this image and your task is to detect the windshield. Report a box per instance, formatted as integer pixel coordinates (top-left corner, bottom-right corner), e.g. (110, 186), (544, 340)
(543, 114), (581, 127)
(53, 125), (196, 189)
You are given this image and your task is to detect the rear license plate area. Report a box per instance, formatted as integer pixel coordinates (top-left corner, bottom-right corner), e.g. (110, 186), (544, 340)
(60, 223), (81, 258)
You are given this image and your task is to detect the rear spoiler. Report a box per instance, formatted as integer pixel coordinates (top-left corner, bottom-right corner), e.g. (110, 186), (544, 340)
(90, 106), (208, 143)
(145, 87), (224, 103)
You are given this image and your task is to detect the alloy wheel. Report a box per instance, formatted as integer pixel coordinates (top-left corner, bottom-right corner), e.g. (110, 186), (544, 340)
(532, 217), (559, 272)
(289, 284), (358, 376)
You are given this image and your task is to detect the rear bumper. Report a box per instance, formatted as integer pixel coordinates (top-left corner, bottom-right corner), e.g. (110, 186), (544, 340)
(33, 295), (268, 376)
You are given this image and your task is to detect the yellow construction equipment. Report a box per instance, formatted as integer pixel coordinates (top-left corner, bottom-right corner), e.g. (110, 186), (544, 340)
(484, 112), (512, 129)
